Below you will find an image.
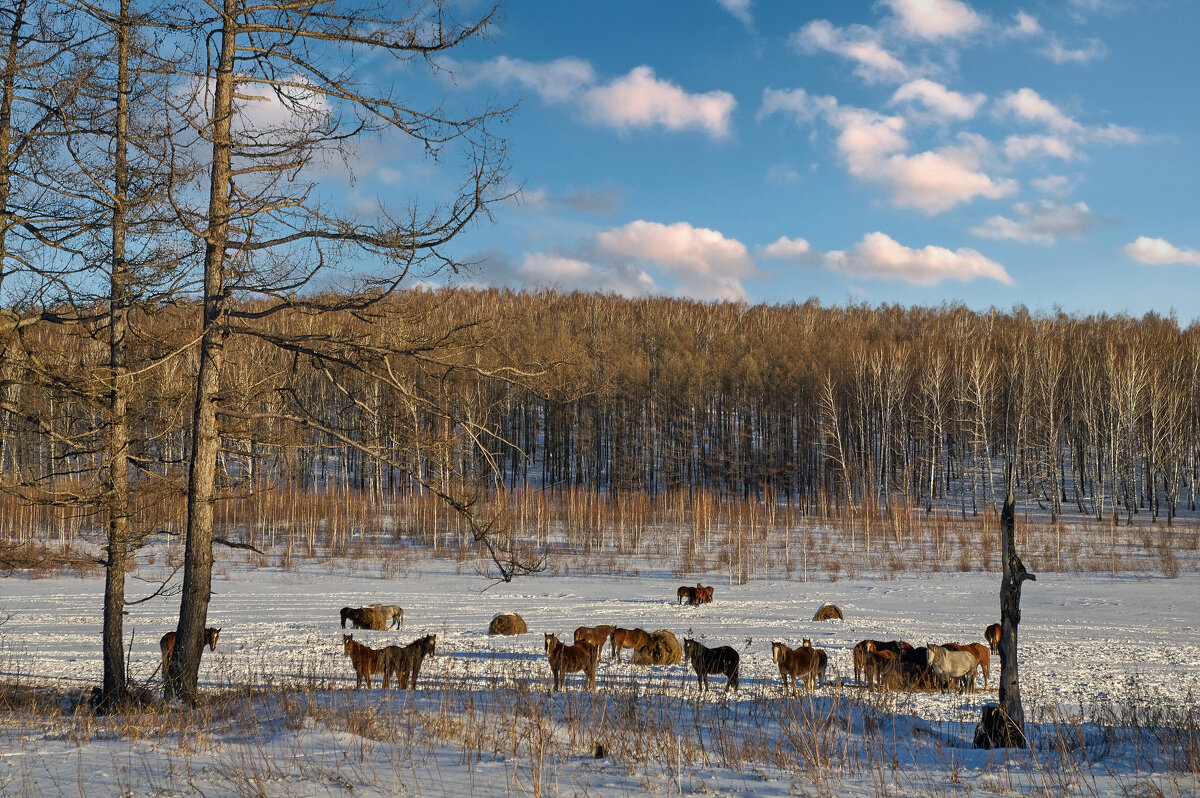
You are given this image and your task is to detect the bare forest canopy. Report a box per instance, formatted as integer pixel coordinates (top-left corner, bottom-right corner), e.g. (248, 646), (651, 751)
(3, 289), (1198, 537)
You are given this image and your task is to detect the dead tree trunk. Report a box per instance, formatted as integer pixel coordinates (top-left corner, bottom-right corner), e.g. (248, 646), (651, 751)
(976, 462), (1036, 749)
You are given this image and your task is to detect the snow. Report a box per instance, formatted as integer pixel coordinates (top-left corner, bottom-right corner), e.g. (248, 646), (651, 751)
(1, 545), (1197, 796)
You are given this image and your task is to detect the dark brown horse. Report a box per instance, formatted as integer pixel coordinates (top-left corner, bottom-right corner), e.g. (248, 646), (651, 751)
(340, 606), (386, 631)
(574, 625), (616, 647)
(611, 627), (651, 662)
(544, 633), (598, 691)
(160, 627), (220, 682)
(802, 638), (829, 685)
(343, 634), (385, 688)
(864, 642), (899, 690)
(676, 586), (697, 605)
(984, 623), (1001, 654)
(682, 638), (739, 693)
(692, 585), (714, 605)
(383, 634), (437, 689)
(771, 641), (820, 694)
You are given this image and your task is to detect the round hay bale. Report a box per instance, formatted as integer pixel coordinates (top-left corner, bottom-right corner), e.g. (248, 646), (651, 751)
(488, 613), (527, 636)
(630, 629), (682, 666)
(361, 606), (387, 631)
(812, 603), (844, 622)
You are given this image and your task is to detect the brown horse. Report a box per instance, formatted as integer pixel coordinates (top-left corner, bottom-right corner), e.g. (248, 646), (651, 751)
(683, 638), (739, 693)
(802, 638), (829, 686)
(343, 634), (385, 688)
(984, 623), (1001, 654)
(160, 627), (220, 681)
(692, 585), (714, 605)
(574, 625), (616, 647)
(611, 627), (652, 662)
(771, 641), (820, 694)
(544, 633), (598, 691)
(341, 606), (387, 631)
(676, 586), (697, 605)
(382, 634), (436, 689)
(944, 641), (990, 688)
(852, 639), (911, 685)
(864, 642), (899, 690)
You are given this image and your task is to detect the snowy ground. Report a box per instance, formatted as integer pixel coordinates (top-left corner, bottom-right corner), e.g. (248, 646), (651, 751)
(1, 545), (1198, 796)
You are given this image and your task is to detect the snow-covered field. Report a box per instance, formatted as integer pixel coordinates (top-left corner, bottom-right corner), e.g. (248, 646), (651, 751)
(2, 546), (1198, 796)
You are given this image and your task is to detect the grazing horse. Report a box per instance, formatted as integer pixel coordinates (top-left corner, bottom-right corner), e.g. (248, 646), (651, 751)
(944, 641), (990, 688)
(682, 638), (739, 693)
(342, 634), (385, 688)
(984, 623), (1001, 655)
(771, 641), (820, 694)
(611, 627), (652, 662)
(853, 640), (911, 685)
(340, 606), (386, 631)
(864, 641), (899, 690)
(692, 585), (714, 605)
(926, 644), (978, 692)
(160, 627), (220, 682)
(544, 633), (598, 691)
(676, 586), (697, 605)
(574, 625), (616, 647)
(383, 634), (436, 689)
(371, 604), (405, 630)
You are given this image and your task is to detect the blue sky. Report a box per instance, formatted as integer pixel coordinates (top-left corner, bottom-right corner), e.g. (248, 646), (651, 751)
(369, 0), (1200, 321)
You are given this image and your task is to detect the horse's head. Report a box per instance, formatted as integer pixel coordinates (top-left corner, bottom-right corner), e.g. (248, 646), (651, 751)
(802, 638), (812, 648)
(343, 634), (354, 653)
(422, 634), (437, 657)
(771, 641), (783, 662)
(206, 628), (221, 651)
(544, 633), (555, 654)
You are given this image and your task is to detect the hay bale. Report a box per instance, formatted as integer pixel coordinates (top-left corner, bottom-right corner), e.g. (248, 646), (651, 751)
(630, 629), (682, 666)
(360, 606), (387, 630)
(812, 603), (844, 622)
(488, 613), (527, 636)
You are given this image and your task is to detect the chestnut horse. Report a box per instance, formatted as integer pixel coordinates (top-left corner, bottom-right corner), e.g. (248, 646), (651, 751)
(984, 623), (1001, 654)
(159, 627), (220, 681)
(343, 634), (385, 688)
(544, 633), (598, 691)
(383, 634), (436, 689)
(676, 586), (697, 605)
(682, 638), (739, 693)
(802, 638), (829, 686)
(692, 585), (714, 605)
(574, 625), (616, 647)
(771, 641), (820, 694)
(611, 627), (651, 662)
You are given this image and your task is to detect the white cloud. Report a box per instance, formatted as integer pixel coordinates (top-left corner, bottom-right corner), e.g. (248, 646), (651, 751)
(1041, 37), (1108, 64)
(889, 78), (986, 122)
(995, 88), (1140, 153)
(517, 253), (659, 296)
(971, 201), (1093, 244)
(881, 0), (985, 40)
(717, 0), (752, 28)
(582, 66), (737, 139)
(822, 232), (1012, 285)
(791, 20), (909, 83)
(762, 236), (812, 260)
(595, 220), (757, 300)
(766, 164), (804, 185)
(1123, 237), (1200, 267)
(1003, 134), (1077, 161)
(1030, 174), (1075, 197)
(447, 56), (595, 103)
(761, 90), (1015, 213)
(1007, 11), (1042, 37)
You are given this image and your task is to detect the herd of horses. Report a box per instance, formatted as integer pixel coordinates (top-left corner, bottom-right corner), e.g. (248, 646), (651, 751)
(159, 594), (1006, 699)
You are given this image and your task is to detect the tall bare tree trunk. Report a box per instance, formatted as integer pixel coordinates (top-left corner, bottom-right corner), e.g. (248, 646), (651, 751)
(167, 0), (236, 703)
(977, 463), (1036, 748)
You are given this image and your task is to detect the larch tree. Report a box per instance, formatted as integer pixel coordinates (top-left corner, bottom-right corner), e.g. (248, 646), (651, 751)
(163, 0), (512, 703)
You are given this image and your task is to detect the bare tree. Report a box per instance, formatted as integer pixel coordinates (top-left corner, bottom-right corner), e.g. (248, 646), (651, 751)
(164, 0), (511, 702)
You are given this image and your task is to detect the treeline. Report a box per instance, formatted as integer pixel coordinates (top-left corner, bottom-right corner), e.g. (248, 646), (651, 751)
(4, 288), (1198, 533)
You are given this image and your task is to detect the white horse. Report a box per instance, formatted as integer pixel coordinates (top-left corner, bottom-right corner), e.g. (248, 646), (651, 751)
(926, 644), (978, 692)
